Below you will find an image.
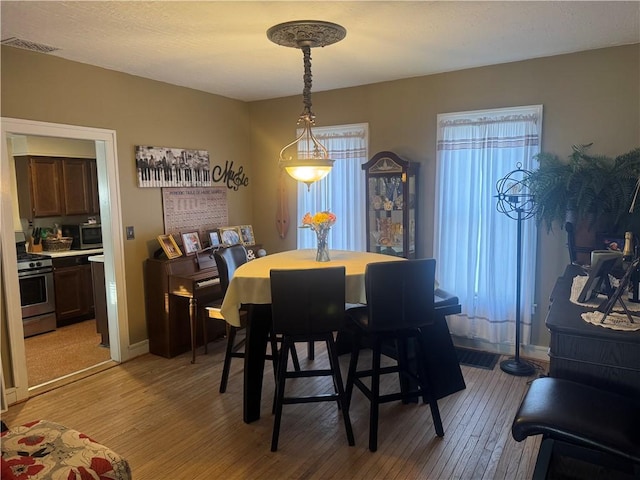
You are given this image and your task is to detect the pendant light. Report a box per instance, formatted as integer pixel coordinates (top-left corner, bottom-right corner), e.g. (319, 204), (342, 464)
(267, 20), (346, 190)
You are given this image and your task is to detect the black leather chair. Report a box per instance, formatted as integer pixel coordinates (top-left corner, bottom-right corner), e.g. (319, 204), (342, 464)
(345, 258), (444, 452)
(512, 377), (640, 479)
(269, 266), (355, 452)
(205, 245), (299, 393)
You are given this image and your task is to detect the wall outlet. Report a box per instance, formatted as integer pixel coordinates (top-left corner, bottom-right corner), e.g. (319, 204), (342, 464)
(126, 226), (135, 240)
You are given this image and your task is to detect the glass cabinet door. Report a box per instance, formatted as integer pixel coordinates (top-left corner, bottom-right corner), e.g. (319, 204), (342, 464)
(362, 151), (418, 258)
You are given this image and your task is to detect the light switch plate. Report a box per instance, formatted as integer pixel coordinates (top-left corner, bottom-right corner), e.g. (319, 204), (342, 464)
(126, 226), (135, 240)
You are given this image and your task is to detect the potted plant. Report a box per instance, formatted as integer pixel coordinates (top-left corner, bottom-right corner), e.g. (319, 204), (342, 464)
(526, 144), (640, 262)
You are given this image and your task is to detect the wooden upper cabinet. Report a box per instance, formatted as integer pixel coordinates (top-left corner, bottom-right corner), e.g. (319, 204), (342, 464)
(88, 159), (100, 215)
(15, 156), (98, 219)
(61, 158), (91, 215)
(16, 156), (64, 218)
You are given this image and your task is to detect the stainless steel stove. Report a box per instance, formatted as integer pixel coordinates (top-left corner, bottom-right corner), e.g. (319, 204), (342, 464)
(16, 232), (56, 337)
(17, 252), (53, 272)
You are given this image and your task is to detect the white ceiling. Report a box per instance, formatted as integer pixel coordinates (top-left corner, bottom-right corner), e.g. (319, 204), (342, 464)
(1, 1), (639, 102)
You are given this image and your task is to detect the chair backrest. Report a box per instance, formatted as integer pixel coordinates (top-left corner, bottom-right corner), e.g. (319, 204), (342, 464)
(270, 267), (346, 336)
(364, 258), (436, 331)
(214, 245), (249, 293)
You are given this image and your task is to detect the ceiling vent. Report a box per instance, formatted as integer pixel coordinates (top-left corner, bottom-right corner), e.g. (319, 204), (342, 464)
(1, 37), (59, 53)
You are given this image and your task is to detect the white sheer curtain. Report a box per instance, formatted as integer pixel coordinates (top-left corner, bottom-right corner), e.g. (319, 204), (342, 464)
(434, 106), (542, 345)
(297, 123), (368, 251)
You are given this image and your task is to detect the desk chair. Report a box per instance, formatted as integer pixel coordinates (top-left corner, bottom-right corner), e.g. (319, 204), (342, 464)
(205, 244), (300, 393)
(269, 267), (355, 452)
(345, 258), (444, 452)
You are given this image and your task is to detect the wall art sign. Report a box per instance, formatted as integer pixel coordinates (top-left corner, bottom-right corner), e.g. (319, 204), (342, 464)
(211, 160), (249, 190)
(136, 145), (211, 188)
(162, 187), (228, 240)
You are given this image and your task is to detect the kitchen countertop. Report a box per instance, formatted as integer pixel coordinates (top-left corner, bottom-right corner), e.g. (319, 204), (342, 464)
(44, 248), (104, 258)
(88, 254), (104, 263)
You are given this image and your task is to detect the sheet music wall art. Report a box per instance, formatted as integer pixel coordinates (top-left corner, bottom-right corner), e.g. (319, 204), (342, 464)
(135, 145), (211, 187)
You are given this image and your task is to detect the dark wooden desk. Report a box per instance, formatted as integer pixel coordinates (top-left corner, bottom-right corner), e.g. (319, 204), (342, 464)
(546, 264), (640, 398)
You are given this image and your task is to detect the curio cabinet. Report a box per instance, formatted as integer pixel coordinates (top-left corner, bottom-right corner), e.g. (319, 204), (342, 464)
(363, 151), (418, 258)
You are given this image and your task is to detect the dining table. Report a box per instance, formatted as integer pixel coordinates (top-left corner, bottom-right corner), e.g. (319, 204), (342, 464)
(219, 248), (465, 423)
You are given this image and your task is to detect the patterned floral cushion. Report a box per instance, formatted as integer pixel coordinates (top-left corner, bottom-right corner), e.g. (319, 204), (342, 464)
(1, 419), (131, 480)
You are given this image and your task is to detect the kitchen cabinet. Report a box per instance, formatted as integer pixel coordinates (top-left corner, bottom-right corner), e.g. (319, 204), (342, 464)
(15, 156), (64, 217)
(88, 159), (100, 215)
(90, 256), (109, 346)
(60, 158), (91, 215)
(53, 255), (95, 326)
(15, 156), (98, 219)
(362, 151), (419, 258)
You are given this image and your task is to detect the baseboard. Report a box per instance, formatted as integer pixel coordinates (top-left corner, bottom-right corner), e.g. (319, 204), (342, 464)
(452, 336), (549, 362)
(127, 339), (149, 360)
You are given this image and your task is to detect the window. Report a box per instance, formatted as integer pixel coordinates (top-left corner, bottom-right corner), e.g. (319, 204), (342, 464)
(434, 105), (542, 345)
(297, 123), (369, 251)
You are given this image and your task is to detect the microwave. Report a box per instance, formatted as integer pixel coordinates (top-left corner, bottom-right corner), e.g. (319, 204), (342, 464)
(61, 224), (103, 250)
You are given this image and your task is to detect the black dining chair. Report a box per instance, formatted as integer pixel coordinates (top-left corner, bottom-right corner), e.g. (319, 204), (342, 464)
(344, 258), (444, 452)
(269, 266), (355, 452)
(204, 244), (300, 393)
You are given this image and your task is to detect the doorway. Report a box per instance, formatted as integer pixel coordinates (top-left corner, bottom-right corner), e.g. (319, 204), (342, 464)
(1, 118), (130, 406)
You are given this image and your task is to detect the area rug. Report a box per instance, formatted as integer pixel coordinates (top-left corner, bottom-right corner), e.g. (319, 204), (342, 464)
(455, 347), (500, 370)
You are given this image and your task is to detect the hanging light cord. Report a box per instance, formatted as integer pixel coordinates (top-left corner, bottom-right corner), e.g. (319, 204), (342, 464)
(300, 45), (314, 122)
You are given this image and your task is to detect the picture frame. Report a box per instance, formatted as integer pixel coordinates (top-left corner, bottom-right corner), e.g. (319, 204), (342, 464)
(219, 226), (242, 246)
(595, 232), (626, 255)
(239, 224), (255, 246)
(157, 234), (182, 259)
(577, 254), (621, 303)
(181, 231), (202, 255)
(207, 230), (221, 248)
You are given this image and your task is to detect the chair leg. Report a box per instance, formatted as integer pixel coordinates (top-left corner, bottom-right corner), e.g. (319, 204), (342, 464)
(202, 316), (209, 354)
(345, 331), (362, 410)
(219, 325), (237, 393)
(308, 341), (315, 360)
(290, 343), (301, 371)
(369, 336), (382, 452)
(271, 338), (291, 452)
(396, 336), (412, 403)
(326, 334), (355, 446)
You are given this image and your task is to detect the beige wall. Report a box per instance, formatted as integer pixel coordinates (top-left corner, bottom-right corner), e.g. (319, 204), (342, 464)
(2, 43), (639, 355)
(1, 46), (253, 345)
(250, 44), (640, 346)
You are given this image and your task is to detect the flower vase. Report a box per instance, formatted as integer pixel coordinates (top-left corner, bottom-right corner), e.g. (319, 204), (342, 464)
(315, 228), (330, 262)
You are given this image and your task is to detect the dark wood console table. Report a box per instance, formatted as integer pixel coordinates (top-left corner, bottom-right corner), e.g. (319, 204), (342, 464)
(546, 264), (640, 398)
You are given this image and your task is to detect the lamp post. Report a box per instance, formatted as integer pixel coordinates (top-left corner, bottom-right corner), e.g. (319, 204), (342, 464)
(495, 163), (536, 376)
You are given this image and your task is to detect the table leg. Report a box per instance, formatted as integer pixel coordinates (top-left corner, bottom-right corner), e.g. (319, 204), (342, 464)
(189, 298), (197, 364)
(243, 304), (271, 423)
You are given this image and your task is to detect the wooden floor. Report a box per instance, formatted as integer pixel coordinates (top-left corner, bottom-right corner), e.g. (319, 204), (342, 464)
(2, 339), (547, 479)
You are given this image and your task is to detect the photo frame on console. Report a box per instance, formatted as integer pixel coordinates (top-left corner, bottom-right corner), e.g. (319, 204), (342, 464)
(157, 234), (182, 259)
(595, 232), (626, 254)
(577, 254), (621, 303)
(219, 226), (242, 246)
(597, 257), (640, 323)
(181, 231), (202, 255)
(207, 230), (221, 248)
(239, 225), (255, 246)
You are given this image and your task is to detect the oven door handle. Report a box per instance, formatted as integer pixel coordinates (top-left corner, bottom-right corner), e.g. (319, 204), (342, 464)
(18, 268), (53, 278)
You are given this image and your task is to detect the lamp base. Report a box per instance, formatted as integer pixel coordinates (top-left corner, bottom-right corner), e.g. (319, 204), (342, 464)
(500, 358), (535, 376)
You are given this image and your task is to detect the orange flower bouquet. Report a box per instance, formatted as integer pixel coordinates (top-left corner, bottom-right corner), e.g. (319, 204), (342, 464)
(301, 211), (336, 261)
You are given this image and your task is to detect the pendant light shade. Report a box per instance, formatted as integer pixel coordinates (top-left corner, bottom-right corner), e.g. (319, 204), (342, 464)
(267, 20), (346, 190)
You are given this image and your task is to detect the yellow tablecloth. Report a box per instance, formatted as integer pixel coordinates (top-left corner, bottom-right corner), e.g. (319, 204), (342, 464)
(220, 249), (404, 326)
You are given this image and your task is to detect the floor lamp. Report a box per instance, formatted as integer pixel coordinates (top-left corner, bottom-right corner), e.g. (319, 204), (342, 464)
(495, 163), (536, 376)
